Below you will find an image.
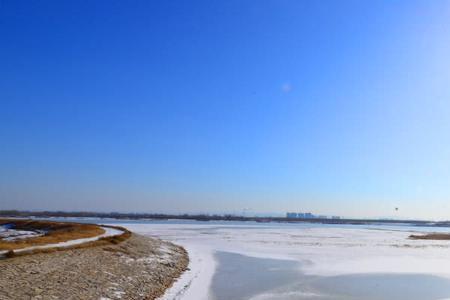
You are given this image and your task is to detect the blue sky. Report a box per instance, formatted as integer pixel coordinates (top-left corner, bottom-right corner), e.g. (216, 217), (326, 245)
(1, 1), (450, 219)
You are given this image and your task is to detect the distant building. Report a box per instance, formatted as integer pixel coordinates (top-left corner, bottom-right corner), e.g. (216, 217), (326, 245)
(331, 216), (341, 220)
(304, 213), (314, 219)
(286, 212), (327, 219)
(286, 212), (298, 218)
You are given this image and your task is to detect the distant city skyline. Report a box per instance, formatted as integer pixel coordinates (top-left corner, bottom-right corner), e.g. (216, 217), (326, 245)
(2, 1), (450, 220)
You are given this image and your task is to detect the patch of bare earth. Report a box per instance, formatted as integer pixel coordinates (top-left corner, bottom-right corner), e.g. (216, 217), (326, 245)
(0, 233), (188, 300)
(410, 233), (450, 240)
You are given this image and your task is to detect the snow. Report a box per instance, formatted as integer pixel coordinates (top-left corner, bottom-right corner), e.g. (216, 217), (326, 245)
(155, 243), (216, 300)
(0, 228), (45, 241)
(118, 222), (450, 300)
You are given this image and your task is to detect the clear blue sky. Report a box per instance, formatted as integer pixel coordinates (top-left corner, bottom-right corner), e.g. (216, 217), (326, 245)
(1, 1), (450, 219)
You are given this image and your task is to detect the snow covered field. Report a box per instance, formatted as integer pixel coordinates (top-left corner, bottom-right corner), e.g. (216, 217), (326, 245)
(116, 222), (450, 300)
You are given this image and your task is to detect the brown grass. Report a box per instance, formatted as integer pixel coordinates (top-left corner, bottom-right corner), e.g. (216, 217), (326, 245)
(4, 224), (132, 258)
(409, 233), (450, 240)
(0, 219), (104, 251)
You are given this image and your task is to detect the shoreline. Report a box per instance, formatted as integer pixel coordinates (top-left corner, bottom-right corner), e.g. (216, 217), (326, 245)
(0, 233), (189, 300)
(6, 220), (448, 299)
(157, 243), (216, 300)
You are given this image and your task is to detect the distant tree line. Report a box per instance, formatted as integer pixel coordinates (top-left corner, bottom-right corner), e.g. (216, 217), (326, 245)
(0, 210), (448, 226)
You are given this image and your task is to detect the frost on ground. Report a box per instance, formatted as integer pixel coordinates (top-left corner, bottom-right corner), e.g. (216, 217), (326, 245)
(122, 222), (450, 300)
(0, 229), (45, 241)
(0, 225), (45, 241)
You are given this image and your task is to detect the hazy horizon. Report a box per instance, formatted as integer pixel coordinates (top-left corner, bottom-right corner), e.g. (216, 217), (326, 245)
(2, 1), (450, 220)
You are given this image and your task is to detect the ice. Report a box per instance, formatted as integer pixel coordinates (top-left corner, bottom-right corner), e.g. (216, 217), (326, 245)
(117, 222), (450, 300)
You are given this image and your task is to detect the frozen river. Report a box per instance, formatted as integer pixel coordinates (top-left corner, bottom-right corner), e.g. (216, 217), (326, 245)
(93, 220), (450, 300)
(39, 218), (450, 299)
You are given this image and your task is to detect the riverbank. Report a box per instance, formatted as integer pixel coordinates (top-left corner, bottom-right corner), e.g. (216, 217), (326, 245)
(0, 233), (188, 300)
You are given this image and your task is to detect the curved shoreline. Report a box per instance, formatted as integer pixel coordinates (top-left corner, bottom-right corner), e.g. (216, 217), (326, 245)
(157, 243), (216, 300)
(0, 233), (189, 300)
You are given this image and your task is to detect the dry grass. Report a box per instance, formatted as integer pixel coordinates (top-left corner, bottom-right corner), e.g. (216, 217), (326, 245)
(0, 219), (105, 251)
(409, 233), (450, 240)
(4, 225), (132, 258)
